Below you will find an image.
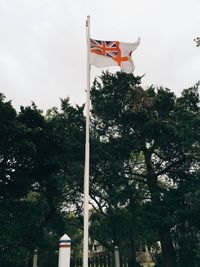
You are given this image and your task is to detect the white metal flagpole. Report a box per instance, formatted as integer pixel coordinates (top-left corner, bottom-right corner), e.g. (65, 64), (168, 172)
(83, 15), (91, 267)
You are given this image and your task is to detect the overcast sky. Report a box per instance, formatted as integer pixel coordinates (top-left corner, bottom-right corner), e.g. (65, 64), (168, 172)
(0, 0), (199, 111)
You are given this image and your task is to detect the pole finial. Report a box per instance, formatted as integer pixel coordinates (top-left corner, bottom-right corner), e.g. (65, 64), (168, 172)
(86, 15), (90, 27)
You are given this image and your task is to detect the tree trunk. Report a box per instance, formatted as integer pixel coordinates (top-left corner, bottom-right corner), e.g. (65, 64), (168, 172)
(159, 228), (177, 267)
(127, 238), (137, 267)
(128, 256), (137, 267)
(143, 150), (177, 267)
(128, 199), (139, 267)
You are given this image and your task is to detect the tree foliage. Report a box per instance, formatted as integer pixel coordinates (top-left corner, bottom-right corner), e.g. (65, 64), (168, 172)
(0, 96), (85, 266)
(90, 72), (200, 267)
(194, 37), (200, 47)
(0, 72), (199, 267)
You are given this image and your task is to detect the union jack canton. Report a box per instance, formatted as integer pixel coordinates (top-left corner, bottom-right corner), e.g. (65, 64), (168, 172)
(90, 39), (129, 66)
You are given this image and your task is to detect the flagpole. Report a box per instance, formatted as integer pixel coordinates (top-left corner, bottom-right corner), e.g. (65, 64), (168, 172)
(83, 15), (90, 267)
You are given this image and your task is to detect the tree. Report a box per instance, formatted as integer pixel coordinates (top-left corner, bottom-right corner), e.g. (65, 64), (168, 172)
(17, 99), (85, 266)
(90, 72), (200, 267)
(0, 96), (39, 266)
(89, 73), (149, 267)
(194, 37), (200, 47)
(0, 96), (85, 266)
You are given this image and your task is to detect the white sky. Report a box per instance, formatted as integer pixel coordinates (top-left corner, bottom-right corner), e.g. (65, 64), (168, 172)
(0, 0), (199, 111)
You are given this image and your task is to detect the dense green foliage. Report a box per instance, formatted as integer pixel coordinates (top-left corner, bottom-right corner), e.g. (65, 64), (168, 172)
(0, 96), (84, 266)
(194, 37), (200, 47)
(0, 73), (199, 267)
(89, 72), (200, 267)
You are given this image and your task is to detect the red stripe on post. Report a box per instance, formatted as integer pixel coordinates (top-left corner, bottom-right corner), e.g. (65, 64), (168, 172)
(59, 244), (71, 248)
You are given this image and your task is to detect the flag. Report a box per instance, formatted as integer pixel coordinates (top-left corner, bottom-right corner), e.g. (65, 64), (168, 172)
(90, 38), (140, 74)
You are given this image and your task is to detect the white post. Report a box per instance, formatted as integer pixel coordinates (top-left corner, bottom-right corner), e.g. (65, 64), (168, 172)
(32, 249), (38, 267)
(83, 15), (91, 267)
(58, 234), (71, 267)
(114, 246), (120, 267)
